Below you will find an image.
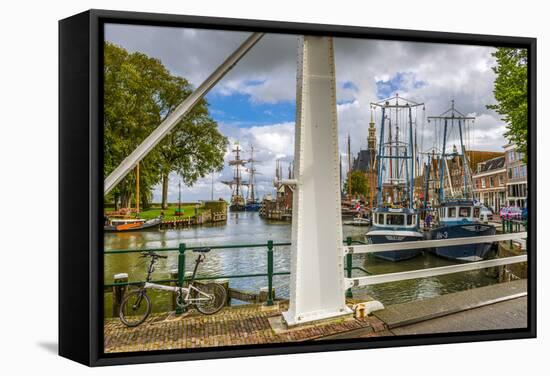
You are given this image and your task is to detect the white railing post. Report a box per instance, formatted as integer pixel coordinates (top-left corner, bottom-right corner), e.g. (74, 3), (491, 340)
(344, 231), (528, 289)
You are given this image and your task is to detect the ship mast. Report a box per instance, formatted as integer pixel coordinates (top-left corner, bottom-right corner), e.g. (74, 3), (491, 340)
(246, 146), (258, 203)
(428, 100), (475, 202)
(222, 143), (248, 201)
(371, 94), (423, 208)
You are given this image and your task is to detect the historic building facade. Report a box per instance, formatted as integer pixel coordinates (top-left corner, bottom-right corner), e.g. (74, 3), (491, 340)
(504, 144), (528, 208)
(472, 155), (506, 212)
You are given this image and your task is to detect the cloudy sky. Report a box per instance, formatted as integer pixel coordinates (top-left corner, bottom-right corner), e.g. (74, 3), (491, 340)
(105, 23), (508, 202)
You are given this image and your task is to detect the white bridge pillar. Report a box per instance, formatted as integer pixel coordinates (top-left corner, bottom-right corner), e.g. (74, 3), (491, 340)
(282, 36), (352, 326)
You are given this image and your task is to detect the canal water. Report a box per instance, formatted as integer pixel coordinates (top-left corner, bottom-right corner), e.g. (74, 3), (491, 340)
(104, 212), (499, 316)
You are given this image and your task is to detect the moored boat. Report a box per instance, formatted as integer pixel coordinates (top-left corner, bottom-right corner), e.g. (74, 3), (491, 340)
(429, 200), (496, 262)
(104, 217), (162, 232)
(245, 200), (261, 211)
(426, 101), (497, 262)
(344, 216), (371, 226)
(366, 207), (423, 261)
(365, 95), (425, 261)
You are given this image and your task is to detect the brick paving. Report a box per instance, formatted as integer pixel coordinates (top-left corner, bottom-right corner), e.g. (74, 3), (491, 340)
(104, 301), (388, 353)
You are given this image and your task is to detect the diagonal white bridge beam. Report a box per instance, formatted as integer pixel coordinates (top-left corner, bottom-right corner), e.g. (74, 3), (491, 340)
(346, 254), (528, 289)
(344, 232), (527, 254)
(104, 32), (264, 195)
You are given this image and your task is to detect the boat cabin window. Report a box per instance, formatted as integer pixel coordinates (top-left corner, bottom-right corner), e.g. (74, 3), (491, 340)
(473, 207), (480, 218)
(447, 207), (457, 218)
(386, 214), (405, 226)
(407, 215), (414, 225)
(377, 213), (384, 225)
(459, 207), (471, 218)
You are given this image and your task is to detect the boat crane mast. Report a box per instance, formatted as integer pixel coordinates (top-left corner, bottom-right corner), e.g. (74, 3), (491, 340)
(371, 94), (423, 207)
(428, 100), (475, 203)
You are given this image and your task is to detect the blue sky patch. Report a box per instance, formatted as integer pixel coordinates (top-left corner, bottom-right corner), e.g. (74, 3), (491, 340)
(205, 92), (295, 127)
(342, 81), (358, 91)
(376, 72), (427, 99)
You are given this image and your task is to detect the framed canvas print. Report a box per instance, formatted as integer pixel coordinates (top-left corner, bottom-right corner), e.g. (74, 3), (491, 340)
(59, 9), (536, 366)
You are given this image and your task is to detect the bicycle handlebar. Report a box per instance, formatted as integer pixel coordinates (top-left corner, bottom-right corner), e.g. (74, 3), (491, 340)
(140, 251), (168, 259)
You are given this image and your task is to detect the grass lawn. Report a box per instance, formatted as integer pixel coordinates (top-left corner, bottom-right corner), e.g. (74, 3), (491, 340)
(104, 204), (206, 220)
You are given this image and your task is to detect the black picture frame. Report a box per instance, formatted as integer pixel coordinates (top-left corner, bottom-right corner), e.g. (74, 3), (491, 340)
(59, 9), (537, 366)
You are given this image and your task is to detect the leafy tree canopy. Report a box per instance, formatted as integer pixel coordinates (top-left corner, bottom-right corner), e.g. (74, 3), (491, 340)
(343, 170), (369, 198)
(487, 48), (528, 161)
(103, 42), (227, 207)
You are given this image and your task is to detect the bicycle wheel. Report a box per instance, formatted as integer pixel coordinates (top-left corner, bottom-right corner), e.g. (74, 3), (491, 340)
(119, 290), (151, 327)
(195, 283), (227, 315)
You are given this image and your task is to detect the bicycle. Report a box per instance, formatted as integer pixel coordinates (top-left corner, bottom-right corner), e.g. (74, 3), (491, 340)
(119, 248), (227, 327)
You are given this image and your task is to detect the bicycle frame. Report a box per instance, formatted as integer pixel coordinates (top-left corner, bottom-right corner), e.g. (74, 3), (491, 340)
(143, 282), (213, 303)
(140, 252), (213, 305)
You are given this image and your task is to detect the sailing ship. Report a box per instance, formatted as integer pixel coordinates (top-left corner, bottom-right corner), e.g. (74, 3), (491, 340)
(426, 101), (496, 262)
(222, 144), (247, 211)
(366, 95), (424, 261)
(223, 144), (263, 211)
(245, 146), (261, 211)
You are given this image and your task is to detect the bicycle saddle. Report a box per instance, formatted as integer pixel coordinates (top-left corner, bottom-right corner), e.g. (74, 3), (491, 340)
(192, 247), (211, 253)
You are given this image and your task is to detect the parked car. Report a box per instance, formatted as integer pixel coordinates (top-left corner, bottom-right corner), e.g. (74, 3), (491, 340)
(509, 207), (522, 219)
(480, 206), (493, 221)
(500, 206), (522, 220)
(499, 207), (511, 220)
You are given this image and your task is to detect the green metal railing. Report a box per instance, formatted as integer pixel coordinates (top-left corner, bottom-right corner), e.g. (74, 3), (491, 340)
(501, 218), (526, 234)
(501, 218), (527, 248)
(104, 237), (370, 312)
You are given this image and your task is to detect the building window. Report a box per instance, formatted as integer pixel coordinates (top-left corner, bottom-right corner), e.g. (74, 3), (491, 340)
(481, 178), (486, 188)
(508, 150), (515, 162)
(490, 177), (494, 187)
(508, 168), (512, 179)
(499, 175), (504, 185)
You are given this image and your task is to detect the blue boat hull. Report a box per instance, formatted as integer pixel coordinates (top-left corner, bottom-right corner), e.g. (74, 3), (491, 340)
(245, 203), (260, 211)
(367, 232), (423, 262)
(429, 223), (496, 262)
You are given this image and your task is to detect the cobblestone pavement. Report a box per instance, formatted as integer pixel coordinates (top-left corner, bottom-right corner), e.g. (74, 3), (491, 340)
(104, 301), (388, 353)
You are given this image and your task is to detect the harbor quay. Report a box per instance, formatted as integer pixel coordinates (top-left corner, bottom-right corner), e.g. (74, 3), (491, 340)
(104, 279), (527, 353)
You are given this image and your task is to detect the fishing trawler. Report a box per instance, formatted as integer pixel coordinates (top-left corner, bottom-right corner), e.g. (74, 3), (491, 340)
(365, 95), (425, 261)
(427, 101), (496, 262)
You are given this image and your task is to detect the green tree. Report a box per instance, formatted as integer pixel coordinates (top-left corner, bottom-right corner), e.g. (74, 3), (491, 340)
(103, 42), (227, 209)
(343, 170), (368, 198)
(487, 48), (528, 161)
